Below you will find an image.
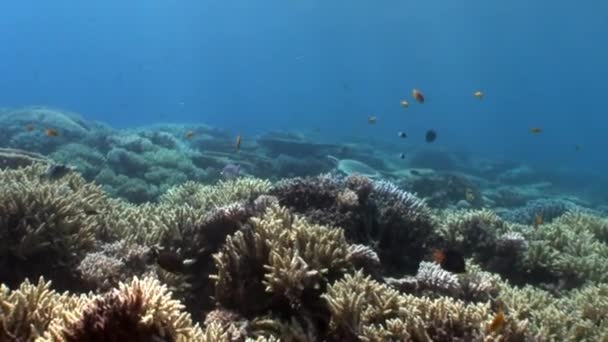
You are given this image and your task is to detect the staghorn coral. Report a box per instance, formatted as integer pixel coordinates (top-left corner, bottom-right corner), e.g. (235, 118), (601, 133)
(497, 198), (575, 224)
(323, 271), (528, 341)
(515, 210), (608, 287)
(498, 281), (608, 341)
(438, 209), (530, 278)
(42, 277), (203, 342)
(370, 180), (437, 274)
(272, 175), (437, 275)
(77, 240), (152, 292)
(210, 204), (355, 337)
(386, 262), (500, 303)
(0, 164), (109, 291)
(161, 178), (272, 211)
(0, 278), (63, 342)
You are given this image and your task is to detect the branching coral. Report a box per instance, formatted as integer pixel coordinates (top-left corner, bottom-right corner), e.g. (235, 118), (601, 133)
(0, 164), (109, 291)
(498, 282), (608, 340)
(324, 271), (528, 341)
(77, 240), (152, 292)
(0, 278), (62, 342)
(161, 178), (272, 211)
(516, 210), (608, 287)
(271, 175), (437, 275)
(42, 277), (203, 342)
(210, 204), (355, 337)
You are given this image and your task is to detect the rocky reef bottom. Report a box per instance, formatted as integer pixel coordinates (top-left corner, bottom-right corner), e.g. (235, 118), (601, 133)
(1, 162), (608, 342)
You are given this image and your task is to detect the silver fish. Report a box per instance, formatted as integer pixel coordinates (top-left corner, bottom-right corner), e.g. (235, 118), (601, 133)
(220, 163), (241, 180)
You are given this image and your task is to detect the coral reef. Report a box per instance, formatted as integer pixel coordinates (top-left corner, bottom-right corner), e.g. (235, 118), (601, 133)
(2, 106), (608, 340)
(271, 174), (438, 275)
(0, 164), (109, 291)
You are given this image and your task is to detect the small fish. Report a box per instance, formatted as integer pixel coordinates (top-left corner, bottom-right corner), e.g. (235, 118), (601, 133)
(156, 250), (185, 273)
(473, 91), (484, 99)
(488, 309), (506, 333)
(412, 89), (425, 103)
(533, 212), (543, 228)
(425, 129), (437, 143)
(410, 169), (420, 176)
(185, 130), (195, 140)
(400, 100), (409, 108)
(399, 153), (405, 159)
(529, 127), (542, 134)
(432, 249), (466, 273)
(235, 134), (242, 152)
(182, 258), (196, 266)
(221, 163), (241, 180)
(368, 116), (377, 124)
(83, 208), (99, 215)
(575, 144), (581, 151)
(42, 164), (76, 180)
(25, 123), (35, 132)
(398, 131), (407, 138)
(45, 128), (59, 137)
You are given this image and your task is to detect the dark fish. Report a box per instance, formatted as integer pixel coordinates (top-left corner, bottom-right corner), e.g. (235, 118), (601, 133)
(42, 164), (75, 180)
(83, 208), (99, 215)
(529, 127), (542, 134)
(221, 163), (241, 180)
(410, 169), (420, 175)
(398, 131), (407, 138)
(25, 123), (35, 132)
(156, 250), (185, 273)
(235, 134), (242, 152)
(432, 249), (466, 273)
(399, 153), (405, 159)
(412, 89), (425, 103)
(425, 130), (437, 143)
(185, 130), (195, 140)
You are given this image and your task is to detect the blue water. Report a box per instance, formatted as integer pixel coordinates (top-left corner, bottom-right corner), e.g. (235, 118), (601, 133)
(0, 0), (607, 173)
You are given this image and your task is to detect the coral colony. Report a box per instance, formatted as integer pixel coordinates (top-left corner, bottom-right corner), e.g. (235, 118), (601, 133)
(1, 107), (608, 341)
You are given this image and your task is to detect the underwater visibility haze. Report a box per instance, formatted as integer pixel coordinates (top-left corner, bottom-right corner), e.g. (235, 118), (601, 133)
(0, 0), (608, 341)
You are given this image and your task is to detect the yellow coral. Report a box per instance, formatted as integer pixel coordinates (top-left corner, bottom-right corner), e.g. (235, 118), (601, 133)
(40, 277), (203, 342)
(324, 271), (528, 341)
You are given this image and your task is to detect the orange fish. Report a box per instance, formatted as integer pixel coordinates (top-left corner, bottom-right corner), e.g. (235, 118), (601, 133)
(45, 128), (59, 137)
(529, 127), (542, 134)
(185, 131), (195, 140)
(533, 212), (543, 228)
(412, 89), (425, 103)
(432, 249), (445, 264)
(235, 134), (241, 152)
(488, 309), (506, 333)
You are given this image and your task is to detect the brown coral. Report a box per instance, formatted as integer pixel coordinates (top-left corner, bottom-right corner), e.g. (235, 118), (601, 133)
(44, 277), (202, 342)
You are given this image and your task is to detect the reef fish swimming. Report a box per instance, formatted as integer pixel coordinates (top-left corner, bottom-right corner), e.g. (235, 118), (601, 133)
(42, 163), (76, 180)
(221, 163), (241, 180)
(412, 89), (425, 103)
